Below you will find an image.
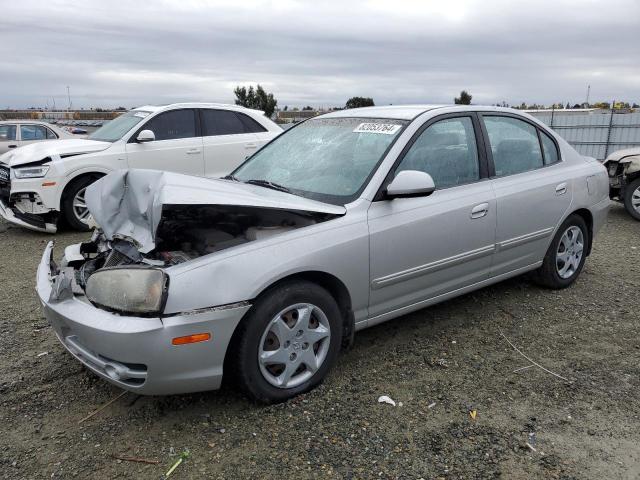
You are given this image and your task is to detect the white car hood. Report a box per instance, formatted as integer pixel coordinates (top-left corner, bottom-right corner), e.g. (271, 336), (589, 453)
(85, 169), (346, 253)
(0, 138), (111, 167)
(604, 147), (640, 163)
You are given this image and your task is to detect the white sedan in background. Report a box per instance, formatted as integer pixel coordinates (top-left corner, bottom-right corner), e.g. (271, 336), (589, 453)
(0, 120), (72, 154)
(0, 103), (282, 232)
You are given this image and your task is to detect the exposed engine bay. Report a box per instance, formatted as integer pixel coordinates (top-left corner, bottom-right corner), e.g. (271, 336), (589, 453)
(66, 204), (337, 291)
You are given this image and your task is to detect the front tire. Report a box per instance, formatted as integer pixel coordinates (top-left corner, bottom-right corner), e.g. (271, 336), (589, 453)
(230, 281), (342, 404)
(623, 177), (640, 221)
(61, 176), (99, 231)
(532, 214), (589, 289)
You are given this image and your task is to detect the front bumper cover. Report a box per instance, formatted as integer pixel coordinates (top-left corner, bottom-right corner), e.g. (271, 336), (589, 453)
(36, 242), (251, 395)
(0, 197), (57, 233)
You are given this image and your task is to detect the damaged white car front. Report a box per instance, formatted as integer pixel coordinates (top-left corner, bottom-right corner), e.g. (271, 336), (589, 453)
(603, 147), (640, 220)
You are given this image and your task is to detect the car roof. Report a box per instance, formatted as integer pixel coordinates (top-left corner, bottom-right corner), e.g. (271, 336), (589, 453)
(132, 103), (263, 115)
(320, 105), (446, 120)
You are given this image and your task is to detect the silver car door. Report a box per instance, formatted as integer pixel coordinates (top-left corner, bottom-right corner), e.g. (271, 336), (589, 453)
(368, 114), (496, 319)
(480, 114), (572, 276)
(0, 124), (19, 154)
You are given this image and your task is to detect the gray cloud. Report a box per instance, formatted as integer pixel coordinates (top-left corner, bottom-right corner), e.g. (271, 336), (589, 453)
(1, 0), (638, 108)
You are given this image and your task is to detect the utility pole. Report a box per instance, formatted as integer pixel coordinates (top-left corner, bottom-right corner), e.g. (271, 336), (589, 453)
(585, 85), (591, 106)
(52, 97), (56, 110)
(67, 86), (72, 111)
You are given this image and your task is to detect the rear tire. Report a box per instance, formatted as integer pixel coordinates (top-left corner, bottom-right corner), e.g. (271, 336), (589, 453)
(61, 176), (100, 231)
(532, 214), (589, 289)
(230, 280), (342, 404)
(623, 177), (640, 221)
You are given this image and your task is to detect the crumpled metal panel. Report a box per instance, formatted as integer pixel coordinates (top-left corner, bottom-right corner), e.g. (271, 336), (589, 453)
(85, 169), (346, 253)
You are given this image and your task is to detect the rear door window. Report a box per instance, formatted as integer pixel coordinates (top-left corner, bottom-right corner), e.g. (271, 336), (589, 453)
(0, 125), (16, 141)
(540, 130), (559, 165)
(46, 127), (58, 139)
(142, 109), (197, 141)
(201, 109), (261, 136)
(482, 116), (544, 176)
(237, 113), (267, 133)
(20, 125), (49, 140)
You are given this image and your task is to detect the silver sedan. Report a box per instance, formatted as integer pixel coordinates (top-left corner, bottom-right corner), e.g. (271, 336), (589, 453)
(36, 105), (610, 403)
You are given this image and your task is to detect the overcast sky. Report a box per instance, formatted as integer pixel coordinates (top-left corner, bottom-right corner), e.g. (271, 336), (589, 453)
(1, 0), (638, 109)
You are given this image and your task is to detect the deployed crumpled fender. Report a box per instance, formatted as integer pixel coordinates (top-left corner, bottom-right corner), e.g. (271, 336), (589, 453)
(85, 169), (346, 253)
(604, 147), (640, 175)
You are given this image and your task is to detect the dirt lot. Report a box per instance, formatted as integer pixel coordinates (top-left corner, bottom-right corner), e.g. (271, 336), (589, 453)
(1, 204), (639, 480)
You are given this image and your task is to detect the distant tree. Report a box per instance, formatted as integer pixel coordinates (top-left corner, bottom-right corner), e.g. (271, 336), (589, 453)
(454, 90), (472, 105)
(565, 102), (570, 109)
(302, 105), (313, 111)
(572, 104), (582, 109)
(345, 97), (375, 109)
(116, 106), (126, 111)
(283, 105), (288, 111)
(233, 84), (278, 117)
(633, 103), (640, 108)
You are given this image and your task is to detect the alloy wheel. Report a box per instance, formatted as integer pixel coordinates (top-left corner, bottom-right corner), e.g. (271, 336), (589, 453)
(556, 225), (584, 279)
(632, 185), (640, 213)
(72, 187), (90, 224)
(258, 303), (331, 389)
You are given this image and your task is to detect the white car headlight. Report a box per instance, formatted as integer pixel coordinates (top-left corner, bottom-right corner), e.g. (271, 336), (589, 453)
(86, 267), (168, 315)
(13, 165), (50, 179)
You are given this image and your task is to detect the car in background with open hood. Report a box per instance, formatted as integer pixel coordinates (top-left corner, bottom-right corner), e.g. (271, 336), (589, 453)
(0, 103), (282, 232)
(35, 105), (609, 403)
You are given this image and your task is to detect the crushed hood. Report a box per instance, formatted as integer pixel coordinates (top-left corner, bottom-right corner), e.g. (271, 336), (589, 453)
(85, 169), (346, 253)
(604, 147), (640, 163)
(0, 138), (111, 167)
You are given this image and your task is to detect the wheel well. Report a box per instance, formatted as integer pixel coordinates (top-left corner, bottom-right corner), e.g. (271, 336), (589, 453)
(60, 172), (105, 207)
(571, 208), (593, 256)
(266, 271), (355, 349)
(221, 271), (356, 386)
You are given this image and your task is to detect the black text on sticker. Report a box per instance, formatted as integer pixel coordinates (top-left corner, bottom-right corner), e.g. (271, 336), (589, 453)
(353, 123), (401, 135)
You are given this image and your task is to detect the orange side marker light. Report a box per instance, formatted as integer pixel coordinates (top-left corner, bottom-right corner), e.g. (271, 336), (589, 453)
(172, 333), (211, 345)
(42, 181), (57, 187)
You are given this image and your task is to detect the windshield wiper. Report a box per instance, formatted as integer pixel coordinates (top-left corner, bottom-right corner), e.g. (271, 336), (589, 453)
(244, 179), (291, 193)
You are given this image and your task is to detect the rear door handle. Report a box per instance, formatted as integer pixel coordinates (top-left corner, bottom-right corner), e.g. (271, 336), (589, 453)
(245, 143), (258, 149)
(470, 202), (489, 219)
(186, 149), (201, 155)
(8, 145), (17, 149)
(555, 182), (567, 195)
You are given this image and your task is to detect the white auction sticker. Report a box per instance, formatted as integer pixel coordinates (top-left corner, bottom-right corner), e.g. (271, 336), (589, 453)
(353, 123), (401, 135)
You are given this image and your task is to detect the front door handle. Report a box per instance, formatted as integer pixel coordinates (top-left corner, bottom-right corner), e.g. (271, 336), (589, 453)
(555, 182), (567, 195)
(186, 149), (201, 155)
(245, 143), (258, 149)
(470, 202), (489, 219)
(8, 145), (17, 149)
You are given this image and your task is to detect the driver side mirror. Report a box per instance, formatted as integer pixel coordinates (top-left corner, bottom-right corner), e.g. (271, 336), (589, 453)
(386, 170), (436, 199)
(136, 130), (155, 143)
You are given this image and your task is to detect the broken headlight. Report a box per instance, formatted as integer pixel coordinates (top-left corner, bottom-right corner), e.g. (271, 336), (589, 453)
(85, 267), (168, 315)
(13, 165), (50, 179)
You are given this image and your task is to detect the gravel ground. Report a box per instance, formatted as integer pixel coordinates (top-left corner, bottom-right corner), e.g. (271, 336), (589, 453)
(0, 204), (639, 480)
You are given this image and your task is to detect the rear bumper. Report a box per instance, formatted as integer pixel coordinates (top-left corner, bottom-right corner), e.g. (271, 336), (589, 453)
(36, 242), (251, 395)
(0, 197), (57, 233)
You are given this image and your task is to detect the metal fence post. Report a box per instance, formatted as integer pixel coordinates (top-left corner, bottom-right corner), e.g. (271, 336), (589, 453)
(604, 99), (615, 159)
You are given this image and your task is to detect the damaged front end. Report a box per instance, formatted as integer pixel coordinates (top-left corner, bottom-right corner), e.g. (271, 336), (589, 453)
(54, 169), (345, 315)
(603, 149), (640, 200)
